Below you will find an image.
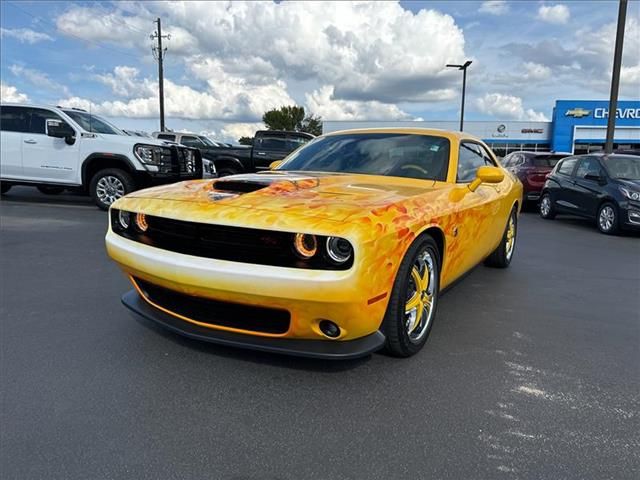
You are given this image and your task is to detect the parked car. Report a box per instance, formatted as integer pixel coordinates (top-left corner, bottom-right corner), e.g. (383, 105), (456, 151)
(501, 151), (571, 203)
(106, 128), (522, 359)
(0, 104), (203, 209)
(153, 130), (314, 176)
(539, 153), (640, 234)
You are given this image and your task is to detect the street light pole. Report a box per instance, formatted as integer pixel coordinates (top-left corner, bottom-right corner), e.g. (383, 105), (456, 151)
(605, 0), (627, 154)
(446, 61), (472, 131)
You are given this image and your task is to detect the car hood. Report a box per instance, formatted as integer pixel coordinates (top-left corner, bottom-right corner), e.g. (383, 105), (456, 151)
(120, 171), (440, 223)
(618, 179), (640, 189)
(91, 134), (177, 148)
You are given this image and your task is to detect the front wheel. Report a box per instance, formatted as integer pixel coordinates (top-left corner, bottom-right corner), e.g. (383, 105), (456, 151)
(89, 168), (135, 210)
(382, 235), (440, 357)
(485, 207), (517, 268)
(539, 193), (556, 219)
(597, 202), (619, 235)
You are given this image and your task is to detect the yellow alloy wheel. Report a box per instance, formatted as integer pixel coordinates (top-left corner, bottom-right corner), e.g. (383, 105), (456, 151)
(404, 249), (436, 343)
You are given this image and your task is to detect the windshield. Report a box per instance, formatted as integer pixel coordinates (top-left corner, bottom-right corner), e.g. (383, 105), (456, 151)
(198, 136), (219, 147)
(280, 133), (451, 181)
(603, 155), (640, 180)
(63, 110), (123, 135)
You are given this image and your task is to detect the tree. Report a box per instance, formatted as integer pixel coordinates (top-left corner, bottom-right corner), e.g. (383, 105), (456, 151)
(262, 105), (323, 136)
(238, 136), (253, 146)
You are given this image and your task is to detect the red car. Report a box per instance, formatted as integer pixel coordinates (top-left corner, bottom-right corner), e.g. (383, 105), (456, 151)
(501, 151), (571, 203)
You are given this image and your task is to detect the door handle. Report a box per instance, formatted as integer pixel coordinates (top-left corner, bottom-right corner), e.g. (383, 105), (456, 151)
(256, 152), (266, 156)
(24, 139), (37, 144)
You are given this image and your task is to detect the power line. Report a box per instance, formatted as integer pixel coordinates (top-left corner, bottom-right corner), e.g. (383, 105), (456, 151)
(6, 1), (140, 59)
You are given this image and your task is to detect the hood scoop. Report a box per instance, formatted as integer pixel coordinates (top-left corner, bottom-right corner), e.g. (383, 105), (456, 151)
(212, 179), (270, 194)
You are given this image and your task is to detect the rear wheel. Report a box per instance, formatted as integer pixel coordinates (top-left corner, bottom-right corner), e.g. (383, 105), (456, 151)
(37, 186), (65, 195)
(382, 235), (440, 357)
(89, 168), (135, 210)
(597, 202), (619, 235)
(485, 207), (517, 268)
(539, 193), (556, 219)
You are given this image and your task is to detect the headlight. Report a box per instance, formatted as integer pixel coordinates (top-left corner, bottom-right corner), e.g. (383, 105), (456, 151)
(294, 233), (317, 258)
(135, 213), (148, 232)
(326, 237), (353, 264)
(620, 186), (640, 201)
(134, 144), (171, 165)
(118, 210), (131, 229)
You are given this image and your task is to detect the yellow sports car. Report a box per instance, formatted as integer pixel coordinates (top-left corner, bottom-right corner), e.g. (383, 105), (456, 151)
(106, 129), (522, 359)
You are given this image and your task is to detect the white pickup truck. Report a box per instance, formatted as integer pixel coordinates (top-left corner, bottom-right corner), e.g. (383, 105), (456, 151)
(0, 103), (214, 209)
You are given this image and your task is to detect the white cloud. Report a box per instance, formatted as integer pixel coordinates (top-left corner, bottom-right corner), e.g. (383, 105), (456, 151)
(94, 66), (156, 98)
(55, 1), (467, 105)
(522, 62), (552, 80)
(305, 85), (413, 121)
(537, 4), (570, 25)
(475, 93), (549, 121)
(0, 83), (29, 103)
(479, 1), (509, 15)
(8, 65), (70, 96)
(0, 28), (54, 44)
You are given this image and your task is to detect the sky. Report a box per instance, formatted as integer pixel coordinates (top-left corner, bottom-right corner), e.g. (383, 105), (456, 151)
(1, 0), (638, 143)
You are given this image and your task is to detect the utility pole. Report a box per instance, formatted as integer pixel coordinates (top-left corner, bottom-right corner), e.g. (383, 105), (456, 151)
(151, 18), (170, 132)
(605, 0), (627, 154)
(446, 60), (472, 131)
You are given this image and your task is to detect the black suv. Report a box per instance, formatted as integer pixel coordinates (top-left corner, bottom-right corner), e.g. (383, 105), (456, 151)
(539, 153), (640, 234)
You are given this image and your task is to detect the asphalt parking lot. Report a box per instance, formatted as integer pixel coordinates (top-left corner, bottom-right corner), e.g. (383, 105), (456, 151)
(1, 187), (639, 480)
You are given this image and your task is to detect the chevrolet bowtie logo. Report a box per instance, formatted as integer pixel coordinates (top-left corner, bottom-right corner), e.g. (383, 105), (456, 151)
(565, 108), (591, 118)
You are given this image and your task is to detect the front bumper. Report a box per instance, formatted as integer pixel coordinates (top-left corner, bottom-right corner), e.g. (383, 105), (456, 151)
(123, 290), (386, 359)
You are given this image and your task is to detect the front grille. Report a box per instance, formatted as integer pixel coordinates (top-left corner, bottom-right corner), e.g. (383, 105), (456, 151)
(134, 277), (290, 334)
(111, 212), (353, 270)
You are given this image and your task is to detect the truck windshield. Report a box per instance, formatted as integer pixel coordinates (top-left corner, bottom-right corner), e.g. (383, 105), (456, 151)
(280, 133), (451, 181)
(198, 136), (219, 147)
(63, 110), (123, 135)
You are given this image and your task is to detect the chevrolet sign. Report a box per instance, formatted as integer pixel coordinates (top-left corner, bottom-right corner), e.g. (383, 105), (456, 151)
(565, 108), (591, 118)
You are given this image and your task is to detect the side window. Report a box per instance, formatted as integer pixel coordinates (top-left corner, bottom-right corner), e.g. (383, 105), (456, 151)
(457, 142), (486, 183)
(0, 106), (29, 133)
(157, 134), (175, 141)
(180, 136), (203, 147)
(258, 136), (288, 151)
(557, 157), (578, 176)
(575, 157), (601, 179)
(27, 108), (67, 135)
(286, 136), (310, 152)
(477, 144), (497, 166)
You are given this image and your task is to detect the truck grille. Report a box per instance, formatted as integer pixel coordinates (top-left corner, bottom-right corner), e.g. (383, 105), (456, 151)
(133, 277), (291, 334)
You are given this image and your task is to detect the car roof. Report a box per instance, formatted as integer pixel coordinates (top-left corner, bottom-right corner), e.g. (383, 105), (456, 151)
(324, 127), (480, 143)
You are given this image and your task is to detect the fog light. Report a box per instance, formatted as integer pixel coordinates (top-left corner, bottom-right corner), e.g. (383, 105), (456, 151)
(118, 210), (131, 229)
(326, 237), (353, 264)
(319, 320), (341, 338)
(135, 212), (148, 232)
(294, 233), (317, 258)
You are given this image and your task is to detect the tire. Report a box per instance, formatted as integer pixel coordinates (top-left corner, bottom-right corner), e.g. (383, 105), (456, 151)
(37, 186), (65, 195)
(539, 193), (556, 219)
(382, 235), (441, 357)
(485, 207), (517, 268)
(89, 168), (135, 210)
(597, 202), (619, 235)
(0, 182), (11, 195)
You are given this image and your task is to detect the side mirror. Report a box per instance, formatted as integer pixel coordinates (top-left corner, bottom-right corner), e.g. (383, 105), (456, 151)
(469, 166), (505, 192)
(46, 119), (75, 144)
(269, 160), (283, 170)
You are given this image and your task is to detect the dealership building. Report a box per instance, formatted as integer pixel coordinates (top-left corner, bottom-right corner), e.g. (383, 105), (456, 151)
(323, 100), (640, 158)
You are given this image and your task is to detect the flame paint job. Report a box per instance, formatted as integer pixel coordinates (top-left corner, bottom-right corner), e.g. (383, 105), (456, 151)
(106, 129), (522, 342)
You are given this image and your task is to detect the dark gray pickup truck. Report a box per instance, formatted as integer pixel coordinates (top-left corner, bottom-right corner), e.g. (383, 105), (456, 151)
(153, 130), (314, 176)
